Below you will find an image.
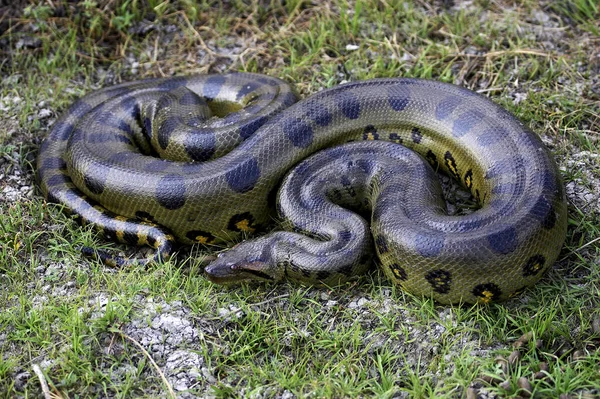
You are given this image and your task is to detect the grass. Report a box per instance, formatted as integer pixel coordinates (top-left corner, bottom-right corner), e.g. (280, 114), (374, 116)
(1, 0), (599, 398)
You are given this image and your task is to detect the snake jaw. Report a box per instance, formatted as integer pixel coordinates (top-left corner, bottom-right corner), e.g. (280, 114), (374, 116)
(204, 260), (273, 284)
(204, 241), (283, 284)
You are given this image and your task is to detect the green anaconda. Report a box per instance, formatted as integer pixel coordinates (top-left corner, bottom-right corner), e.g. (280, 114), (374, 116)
(37, 73), (567, 304)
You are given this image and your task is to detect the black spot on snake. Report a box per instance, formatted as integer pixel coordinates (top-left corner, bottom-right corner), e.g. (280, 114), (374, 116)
(181, 162), (204, 174)
(487, 226), (518, 254)
(179, 90), (201, 106)
(455, 218), (484, 232)
(45, 174), (67, 187)
(116, 119), (134, 135)
(87, 132), (121, 144)
(425, 269), (452, 294)
(452, 109), (484, 137)
(146, 228), (159, 247)
(489, 198), (506, 210)
(83, 163), (108, 195)
(325, 146), (349, 159)
(435, 96), (462, 120)
(411, 127), (422, 143)
(389, 263), (408, 281)
(39, 139), (52, 154)
(355, 159), (375, 174)
(51, 121), (76, 141)
(157, 117), (179, 150)
(225, 156), (260, 193)
(183, 129), (216, 162)
(228, 212), (257, 233)
(68, 127), (85, 144)
(477, 127), (507, 147)
(335, 91), (361, 119)
(292, 160), (311, 178)
(94, 111), (118, 128)
(523, 254), (546, 277)
(311, 106), (332, 126)
(186, 230), (215, 244)
(107, 151), (135, 164)
(414, 232), (445, 257)
(135, 211), (156, 222)
(284, 118), (314, 148)
(542, 205), (557, 230)
(338, 230), (352, 242)
(239, 115), (268, 139)
(203, 75), (226, 99)
(464, 169), (473, 189)
(363, 125), (378, 140)
(119, 96), (140, 119)
(122, 229), (140, 245)
(472, 283), (502, 303)
(114, 135), (133, 145)
(444, 151), (460, 179)
(144, 159), (170, 173)
(387, 84), (410, 111)
(426, 150), (438, 170)
(375, 235), (389, 254)
(530, 196), (556, 230)
(100, 220), (118, 242)
(156, 174), (187, 210)
(143, 116), (153, 136)
(68, 100), (94, 119)
(42, 157), (67, 170)
(541, 169), (560, 196)
(389, 133), (403, 144)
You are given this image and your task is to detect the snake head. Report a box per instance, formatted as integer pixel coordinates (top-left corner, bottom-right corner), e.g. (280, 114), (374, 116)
(204, 239), (283, 284)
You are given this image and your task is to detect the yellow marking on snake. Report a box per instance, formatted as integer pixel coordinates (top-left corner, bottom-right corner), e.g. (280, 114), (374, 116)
(479, 291), (495, 304)
(195, 235), (211, 245)
(235, 219), (255, 233)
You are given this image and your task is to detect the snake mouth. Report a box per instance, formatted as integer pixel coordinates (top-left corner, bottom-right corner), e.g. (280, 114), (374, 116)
(204, 261), (275, 284)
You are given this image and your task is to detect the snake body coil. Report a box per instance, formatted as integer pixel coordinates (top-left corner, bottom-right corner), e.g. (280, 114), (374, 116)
(37, 72), (567, 304)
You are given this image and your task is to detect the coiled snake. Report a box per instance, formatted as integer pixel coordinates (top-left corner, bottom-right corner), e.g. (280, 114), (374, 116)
(37, 73), (567, 304)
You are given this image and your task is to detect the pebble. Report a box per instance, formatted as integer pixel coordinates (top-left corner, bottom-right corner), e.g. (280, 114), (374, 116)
(517, 377), (532, 397)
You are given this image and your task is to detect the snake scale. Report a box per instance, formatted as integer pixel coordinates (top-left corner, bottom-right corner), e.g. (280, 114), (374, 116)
(37, 72), (567, 304)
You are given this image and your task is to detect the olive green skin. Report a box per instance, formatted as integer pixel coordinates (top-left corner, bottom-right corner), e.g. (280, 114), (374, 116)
(37, 73), (567, 304)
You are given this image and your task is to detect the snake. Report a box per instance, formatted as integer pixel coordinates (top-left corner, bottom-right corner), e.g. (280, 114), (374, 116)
(37, 72), (567, 304)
